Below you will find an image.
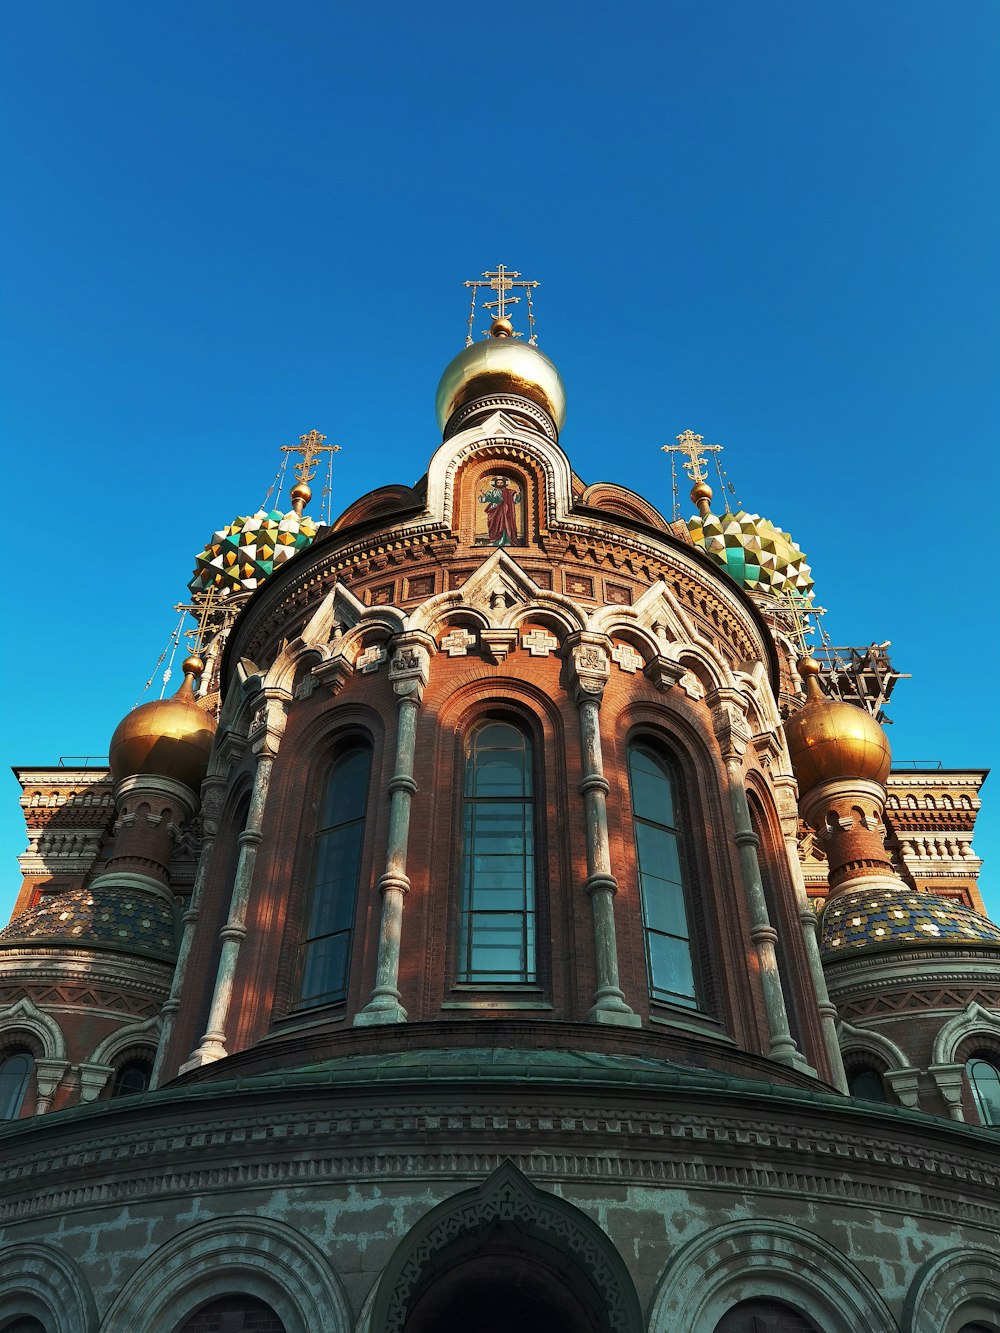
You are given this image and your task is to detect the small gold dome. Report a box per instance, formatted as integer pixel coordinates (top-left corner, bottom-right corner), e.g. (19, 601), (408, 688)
(784, 658), (892, 795)
(109, 663), (217, 792)
(435, 336), (567, 434)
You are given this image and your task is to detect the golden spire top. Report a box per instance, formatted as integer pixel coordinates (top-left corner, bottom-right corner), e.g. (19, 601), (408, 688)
(662, 430), (722, 516)
(463, 264), (541, 345)
(797, 654), (825, 700)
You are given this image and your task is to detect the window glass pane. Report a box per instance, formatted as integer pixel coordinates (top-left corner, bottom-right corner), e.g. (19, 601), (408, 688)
(968, 1058), (1000, 1126)
(460, 722), (535, 983)
(0, 1053), (32, 1120)
(319, 746), (370, 827)
(635, 821), (683, 885)
(848, 1068), (888, 1103)
(648, 932), (696, 1004)
(300, 932), (350, 1004)
(297, 745), (371, 1008)
(111, 1061), (150, 1098)
(629, 748), (676, 826)
(640, 875), (689, 938)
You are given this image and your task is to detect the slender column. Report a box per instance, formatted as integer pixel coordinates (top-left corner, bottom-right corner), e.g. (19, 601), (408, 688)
(774, 774), (848, 1091)
(151, 767), (228, 1087)
(355, 636), (432, 1026)
(182, 694), (285, 1070)
(568, 636), (640, 1027)
(712, 696), (803, 1068)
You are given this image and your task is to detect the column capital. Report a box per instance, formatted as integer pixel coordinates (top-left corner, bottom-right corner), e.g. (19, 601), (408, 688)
(247, 688), (290, 757)
(564, 632), (611, 706)
(389, 631), (435, 703)
(644, 655), (686, 693)
(710, 695), (752, 762)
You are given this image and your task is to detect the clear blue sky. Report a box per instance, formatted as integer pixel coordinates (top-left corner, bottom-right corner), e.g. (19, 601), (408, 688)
(2, 2), (997, 918)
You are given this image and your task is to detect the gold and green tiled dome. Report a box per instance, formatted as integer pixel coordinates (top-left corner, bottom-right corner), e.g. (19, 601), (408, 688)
(687, 508), (813, 600)
(189, 507), (319, 598)
(822, 885), (1000, 958)
(0, 887), (177, 962)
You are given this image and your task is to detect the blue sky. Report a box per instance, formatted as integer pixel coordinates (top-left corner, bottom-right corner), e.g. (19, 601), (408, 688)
(1, 2), (997, 918)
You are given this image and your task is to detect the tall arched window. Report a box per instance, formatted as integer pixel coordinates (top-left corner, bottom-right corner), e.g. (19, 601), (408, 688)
(295, 744), (372, 1008)
(628, 745), (698, 1009)
(967, 1056), (1000, 1127)
(0, 1051), (33, 1120)
(459, 722), (536, 984)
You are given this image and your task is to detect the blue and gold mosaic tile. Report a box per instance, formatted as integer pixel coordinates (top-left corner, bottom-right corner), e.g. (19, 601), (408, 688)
(821, 886), (1000, 956)
(0, 887), (177, 961)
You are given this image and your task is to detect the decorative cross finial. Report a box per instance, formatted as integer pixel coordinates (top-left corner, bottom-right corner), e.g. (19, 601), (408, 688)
(183, 588), (218, 657)
(280, 429), (341, 484)
(661, 430), (723, 484)
(463, 264), (541, 344)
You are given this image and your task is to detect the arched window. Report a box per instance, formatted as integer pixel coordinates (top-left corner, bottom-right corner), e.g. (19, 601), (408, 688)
(176, 1295), (286, 1332)
(459, 722), (536, 984)
(1, 1319), (47, 1333)
(714, 1298), (820, 1332)
(848, 1066), (889, 1103)
(295, 744), (372, 1008)
(0, 1051), (33, 1120)
(967, 1056), (1000, 1127)
(628, 745), (698, 1009)
(111, 1059), (152, 1098)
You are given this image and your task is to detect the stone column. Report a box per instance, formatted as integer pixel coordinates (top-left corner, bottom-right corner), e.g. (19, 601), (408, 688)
(151, 765), (229, 1087)
(567, 635), (640, 1027)
(355, 635), (432, 1026)
(711, 693), (803, 1069)
(773, 773), (848, 1092)
(93, 773), (197, 896)
(182, 693), (286, 1070)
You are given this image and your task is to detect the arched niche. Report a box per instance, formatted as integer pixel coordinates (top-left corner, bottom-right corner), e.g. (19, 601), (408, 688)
(370, 1161), (642, 1333)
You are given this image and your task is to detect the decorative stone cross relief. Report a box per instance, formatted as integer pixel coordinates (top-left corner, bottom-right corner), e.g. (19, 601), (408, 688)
(440, 628), (477, 657)
(356, 645), (388, 674)
(611, 642), (644, 674)
(521, 629), (559, 657)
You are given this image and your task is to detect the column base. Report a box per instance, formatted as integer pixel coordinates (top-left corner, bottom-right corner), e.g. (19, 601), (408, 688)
(178, 1042), (227, 1074)
(354, 999), (408, 1027)
(587, 1003), (641, 1028)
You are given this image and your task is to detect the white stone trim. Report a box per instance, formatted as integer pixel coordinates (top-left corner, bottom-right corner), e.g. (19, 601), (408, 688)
(837, 1018), (912, 1072)
(87, 1014), (162, 1070)
(0, 1242), (96, 1333)
(100, 1215), (351, 1333)
(905, 1245), (1000, 1333)
(647, 1218), (896, 1333)
(932, 1000), (1000, 1067)
(0, 996), (67, 1061)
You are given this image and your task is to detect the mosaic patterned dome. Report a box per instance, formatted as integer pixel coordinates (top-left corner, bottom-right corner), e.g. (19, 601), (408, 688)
(687, 508), (813, 600)
(821, 885), (1000, 958)
(189, 507), (319, 597)
(0, 887), (177, 961)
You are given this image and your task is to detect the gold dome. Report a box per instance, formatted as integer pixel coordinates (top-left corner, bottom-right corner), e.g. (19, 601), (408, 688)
(435, 334), (567, 434)
(109, 663), (217, 792)
(784, 657), (892, 795)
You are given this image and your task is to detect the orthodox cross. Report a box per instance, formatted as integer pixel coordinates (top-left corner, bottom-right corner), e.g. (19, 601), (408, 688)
(180, 588), (219, 657)
(280, 428), (341, 484)
(661, 430), (722, 484)
(464, 265), (540, 344)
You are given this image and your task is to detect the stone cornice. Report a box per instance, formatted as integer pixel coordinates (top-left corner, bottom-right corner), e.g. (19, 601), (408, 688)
(0, 1078), (997, 1234)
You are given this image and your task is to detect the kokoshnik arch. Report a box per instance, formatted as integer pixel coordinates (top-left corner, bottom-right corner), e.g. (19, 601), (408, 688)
(0, 268), (997, 1333)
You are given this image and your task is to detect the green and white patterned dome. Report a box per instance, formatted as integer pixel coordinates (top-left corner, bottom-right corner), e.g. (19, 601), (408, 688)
(189, 507), (319, 598)
(687, 508), (814, 600)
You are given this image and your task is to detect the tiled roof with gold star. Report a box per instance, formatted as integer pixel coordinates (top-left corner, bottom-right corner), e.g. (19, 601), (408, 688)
(821, 886), (1000, 957)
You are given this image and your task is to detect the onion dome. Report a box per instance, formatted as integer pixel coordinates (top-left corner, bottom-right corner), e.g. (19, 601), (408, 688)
(784, 657), (892, 796)
(189, 505), (319, 598)
(0, 886), (177, 961)
(687, 501), (813, 600)
(822, 885), (1000, 958)
(109, 656), (217, 792)
(435, 317), (567, 435)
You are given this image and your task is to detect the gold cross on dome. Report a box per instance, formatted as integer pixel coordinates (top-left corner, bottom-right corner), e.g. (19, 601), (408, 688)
(464, 264), (540, 324)
(280, 429), (341, 484)
(661, 430), (722, 484)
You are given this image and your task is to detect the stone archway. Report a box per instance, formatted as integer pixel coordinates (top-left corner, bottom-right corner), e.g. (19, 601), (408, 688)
(371, 1161), (643, 1333)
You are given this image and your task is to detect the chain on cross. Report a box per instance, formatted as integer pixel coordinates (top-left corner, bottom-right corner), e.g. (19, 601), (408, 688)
(661, 429), (723, 484)
(280, 429), (341, 485)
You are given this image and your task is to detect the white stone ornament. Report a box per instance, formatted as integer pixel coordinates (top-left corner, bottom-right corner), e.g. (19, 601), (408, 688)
(356, 645), (388, 674)
(611, 642), (644, 674)
(521, 629), (559, 657)
(440, 628), (477, 657)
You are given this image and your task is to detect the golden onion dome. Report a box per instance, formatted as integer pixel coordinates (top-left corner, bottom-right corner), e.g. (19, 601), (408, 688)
(109, 657), (217, 792)
(784, 657), (892, 796)
(435, 321), (567, 434)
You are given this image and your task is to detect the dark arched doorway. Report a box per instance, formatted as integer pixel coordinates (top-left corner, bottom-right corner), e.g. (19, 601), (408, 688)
(403, 1222), (604, 1333)
(375, 1162), (643, 1333)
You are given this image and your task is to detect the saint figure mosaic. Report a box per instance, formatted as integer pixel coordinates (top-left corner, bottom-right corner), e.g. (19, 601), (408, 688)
(476, 476), (523, 547)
